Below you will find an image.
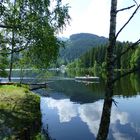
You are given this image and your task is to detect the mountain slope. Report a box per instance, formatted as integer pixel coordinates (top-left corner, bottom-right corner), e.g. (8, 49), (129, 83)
(59, 33), (108, 63)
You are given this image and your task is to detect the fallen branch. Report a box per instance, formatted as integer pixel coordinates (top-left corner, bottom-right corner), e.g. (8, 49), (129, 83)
(24, 83), (48, 86)
(0, 82), (16, 85)
(0, 82), (50, 90)
(24, 82), (49, 90)
(30, 86), (47, 91)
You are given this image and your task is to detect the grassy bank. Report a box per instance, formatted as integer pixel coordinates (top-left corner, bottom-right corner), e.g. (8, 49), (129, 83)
(0, 84), (41, 140)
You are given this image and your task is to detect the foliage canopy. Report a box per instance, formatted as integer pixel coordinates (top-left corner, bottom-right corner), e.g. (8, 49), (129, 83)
(0, 0), (70, 68)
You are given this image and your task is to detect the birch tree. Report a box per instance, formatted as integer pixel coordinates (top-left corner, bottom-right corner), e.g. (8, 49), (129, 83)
(0, 0), (70, 82)
(97, 0), (140, 139)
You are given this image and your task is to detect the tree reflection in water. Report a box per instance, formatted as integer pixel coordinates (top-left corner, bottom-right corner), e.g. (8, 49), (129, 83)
(96, 93), (113, 140)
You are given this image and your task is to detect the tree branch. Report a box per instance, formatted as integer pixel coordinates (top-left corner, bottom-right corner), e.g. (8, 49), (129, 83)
(0, 24), (20, 29)
(117, 4), (135, 13)
(0, 29), (33, 55)
(116, 4), (140, 39)
(133, 0), (138, 6)
(13, 38), (31, 53)
(113, 38), (140, 63)
(113, 67), (139, 83)
(0, 39), (31, 55)
(0, 24), (13, 29)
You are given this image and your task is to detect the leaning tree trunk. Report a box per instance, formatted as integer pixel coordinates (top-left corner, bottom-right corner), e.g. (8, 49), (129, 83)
(8, 31), (15, 82)
(96, 0), (117, 139)
(8, 51), (14, 82)
(8, 0), (16, 82)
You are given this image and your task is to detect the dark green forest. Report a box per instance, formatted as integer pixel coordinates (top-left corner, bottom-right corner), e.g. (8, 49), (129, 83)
(67, 41), (140, 71)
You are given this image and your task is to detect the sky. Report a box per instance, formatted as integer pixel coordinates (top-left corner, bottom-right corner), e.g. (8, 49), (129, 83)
(59, 0), (140, 42)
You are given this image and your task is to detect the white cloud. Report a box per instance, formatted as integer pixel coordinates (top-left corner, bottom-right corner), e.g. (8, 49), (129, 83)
(78, 101), (103, 136)
(78, 101), (129, 137)
(43, 98), (78, 123)
(112, 132), (132, 140)
(111, 108), (128, 125)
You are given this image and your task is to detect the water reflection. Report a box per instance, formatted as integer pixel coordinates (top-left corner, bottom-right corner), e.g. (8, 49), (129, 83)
(44, 98), (78, 123)
(40, 73), (140, 140)
(47, 80), (105, 104)
(79, 101), (129, 138)
(41, 95), (140, 140)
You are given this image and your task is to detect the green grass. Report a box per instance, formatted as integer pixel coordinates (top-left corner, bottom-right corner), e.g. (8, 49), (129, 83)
(0, 84), (41, 140)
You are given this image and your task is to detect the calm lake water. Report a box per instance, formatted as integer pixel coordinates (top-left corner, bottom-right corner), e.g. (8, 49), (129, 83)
(1, 70), (140, 140)
(34, 70), (140, 140)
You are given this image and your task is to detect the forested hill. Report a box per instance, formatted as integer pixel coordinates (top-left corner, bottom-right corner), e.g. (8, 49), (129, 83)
(59, 33), (108, 63)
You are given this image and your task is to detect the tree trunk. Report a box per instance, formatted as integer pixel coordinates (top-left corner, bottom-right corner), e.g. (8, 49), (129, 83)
(96, 98), (113, 140)
(8, 31), (15, 82)
(8, 0), (16, 82)
(96, 0), (117, 139)
(106, 0), (117, 97)
(8, 51), (14, 82)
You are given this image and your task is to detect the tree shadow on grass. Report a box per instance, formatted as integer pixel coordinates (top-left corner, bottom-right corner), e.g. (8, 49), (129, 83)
(0, 93), (41, 140)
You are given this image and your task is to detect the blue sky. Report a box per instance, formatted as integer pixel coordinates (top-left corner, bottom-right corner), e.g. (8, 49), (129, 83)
(59, 0), (140, 42)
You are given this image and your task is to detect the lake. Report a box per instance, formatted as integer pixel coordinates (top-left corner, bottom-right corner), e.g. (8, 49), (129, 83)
(1, 70), (140, 139)
(34, 70), (140, 140)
